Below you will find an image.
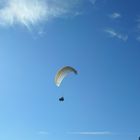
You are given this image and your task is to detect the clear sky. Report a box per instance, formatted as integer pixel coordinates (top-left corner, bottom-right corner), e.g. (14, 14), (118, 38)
(0, 0), (140, 140)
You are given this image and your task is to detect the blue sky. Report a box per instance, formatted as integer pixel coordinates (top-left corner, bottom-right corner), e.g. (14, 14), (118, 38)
(0, 0), (140, 140)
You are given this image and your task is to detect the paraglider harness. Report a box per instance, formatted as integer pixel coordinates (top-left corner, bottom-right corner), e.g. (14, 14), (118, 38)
(59, 97), (64, 102)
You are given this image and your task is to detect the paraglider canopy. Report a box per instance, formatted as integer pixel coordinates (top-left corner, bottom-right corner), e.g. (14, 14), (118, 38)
(55, 66), (78, 87)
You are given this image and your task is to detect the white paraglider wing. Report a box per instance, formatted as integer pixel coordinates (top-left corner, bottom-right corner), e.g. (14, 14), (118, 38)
(55, 66), (77, 87)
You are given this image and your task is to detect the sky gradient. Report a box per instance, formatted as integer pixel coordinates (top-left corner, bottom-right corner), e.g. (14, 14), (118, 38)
(0, 0), (140, 140)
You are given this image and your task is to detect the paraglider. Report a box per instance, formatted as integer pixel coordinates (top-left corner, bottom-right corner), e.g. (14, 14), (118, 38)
(55, 66), (78, 87)
(55, 66), (78, 102)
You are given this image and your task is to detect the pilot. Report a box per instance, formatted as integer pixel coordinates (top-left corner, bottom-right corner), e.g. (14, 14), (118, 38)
(59, 97), (64, 102)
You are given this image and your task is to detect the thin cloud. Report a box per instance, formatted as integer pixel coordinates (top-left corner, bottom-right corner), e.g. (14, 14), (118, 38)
(109, 12), (121, 19)
(104, 28), (128, 41)
(67, 131), (112, 135)
(89, 0), (96, 5)
(0, 0), (47, 29)
(38, 131), (49, 135)
(0, 0), (82, 29)
(136, 36), (140, 41)
(136, 16), (140, 41)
